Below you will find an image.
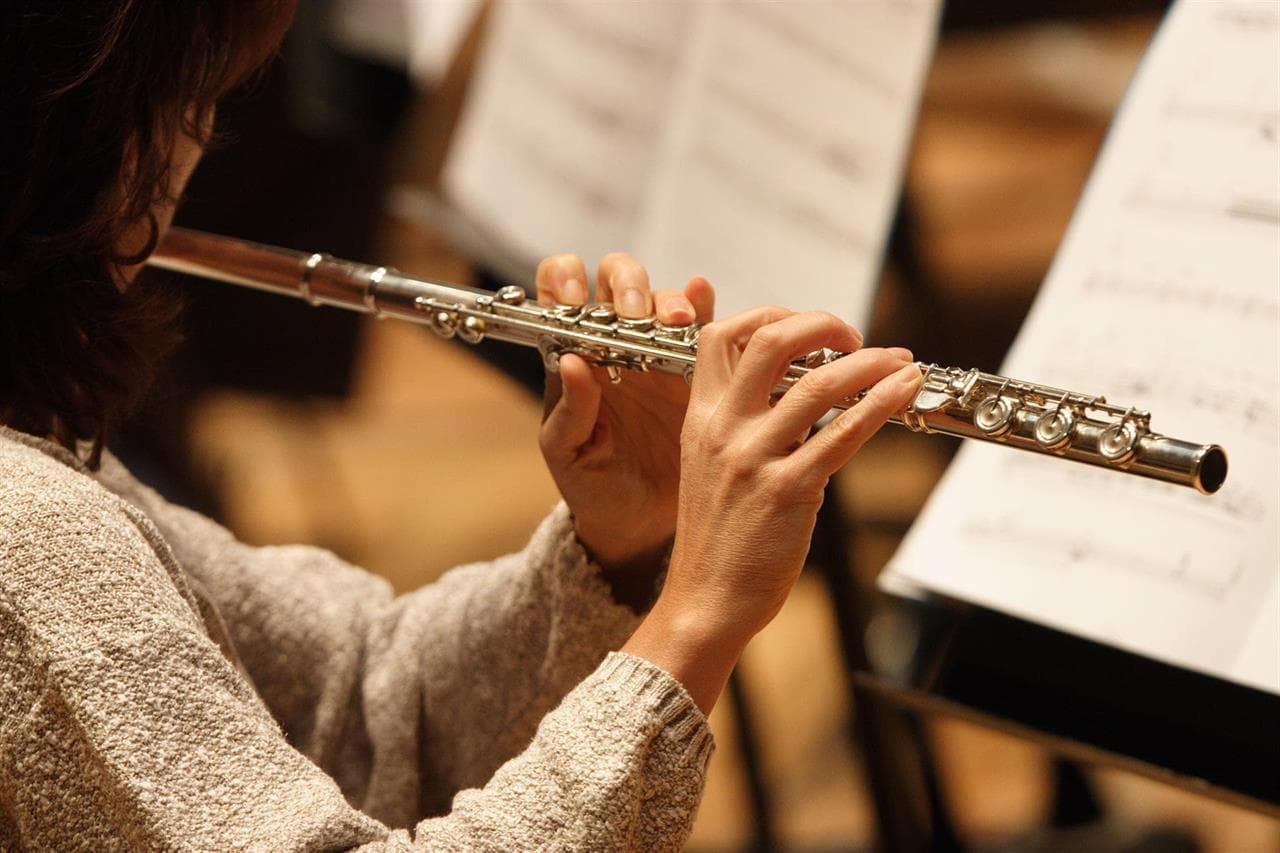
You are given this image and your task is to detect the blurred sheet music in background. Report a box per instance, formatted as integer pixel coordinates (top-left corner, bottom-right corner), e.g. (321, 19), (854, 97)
(884, 0), (1280, 695)
(441, 0), (940, 325)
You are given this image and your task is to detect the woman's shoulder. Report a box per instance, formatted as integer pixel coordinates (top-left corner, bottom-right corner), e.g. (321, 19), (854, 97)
(0, 428), (169, 589)
(0, 427), (127, 528)
(0, 428), (212, 661)
(0, 427), (116, 514)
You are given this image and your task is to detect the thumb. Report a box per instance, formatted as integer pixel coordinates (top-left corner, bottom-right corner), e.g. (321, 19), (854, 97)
(541, 354), (602, 458)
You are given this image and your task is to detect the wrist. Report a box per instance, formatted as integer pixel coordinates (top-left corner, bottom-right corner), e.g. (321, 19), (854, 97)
(621, 593), (749, 715)
(573, 513), (670, 568)
(572, 515), (673, 612)
(592, 538), (671, 613)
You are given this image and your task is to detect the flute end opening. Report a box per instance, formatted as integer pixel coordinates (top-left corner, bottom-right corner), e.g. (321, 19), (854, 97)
(1196, 446), (1228, 495)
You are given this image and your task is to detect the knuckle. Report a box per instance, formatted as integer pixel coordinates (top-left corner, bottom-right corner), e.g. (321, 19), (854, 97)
(750, 325), (785, 350)
(851, 349), (888, 373)
(600, 251), (630, 266)
(537, 424), (557, 453)
(796, 370), (836, 402)
(715, 436), (760, 475)
(759, 463), (803, 503)
(684, 413), (736, 459)
(726, 455), (760, 485)
(831, 406), (883, 449)
(759, 306), (791, 326)
(698, 321), (726, 346)
(863, 374), (904, 408)
(702, 419), (735, 455)
(833, 409), (873, 442)
(868, 347), (899, 368)
(600, 252), (645, 278)
(538, 253), (583, 284)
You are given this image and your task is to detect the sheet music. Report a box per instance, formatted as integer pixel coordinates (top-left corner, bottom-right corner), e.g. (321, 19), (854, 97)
(444, 2), (691, 266)
(884, 0), (1280, 695)
(444, 0), (939, 324)
(630, 0), (938, 320)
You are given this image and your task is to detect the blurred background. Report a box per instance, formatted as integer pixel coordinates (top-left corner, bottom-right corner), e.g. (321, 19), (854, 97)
(121, 1), (1279, 850)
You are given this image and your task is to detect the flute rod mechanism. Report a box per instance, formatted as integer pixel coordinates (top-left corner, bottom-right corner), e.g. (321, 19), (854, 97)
(149, 228), (1228, 495)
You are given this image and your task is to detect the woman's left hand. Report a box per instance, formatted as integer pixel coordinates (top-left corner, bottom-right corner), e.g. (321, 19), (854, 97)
(536, 253), (714, 602)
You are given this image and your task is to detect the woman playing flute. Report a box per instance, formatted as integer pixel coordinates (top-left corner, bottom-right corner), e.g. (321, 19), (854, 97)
(0, 2), (921, 849)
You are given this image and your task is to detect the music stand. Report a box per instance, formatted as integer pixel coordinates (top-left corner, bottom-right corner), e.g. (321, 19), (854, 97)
(859, 594), (1280, 816)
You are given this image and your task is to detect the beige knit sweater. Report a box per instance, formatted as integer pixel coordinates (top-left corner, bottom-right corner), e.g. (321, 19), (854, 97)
(0, 426), (712, 851)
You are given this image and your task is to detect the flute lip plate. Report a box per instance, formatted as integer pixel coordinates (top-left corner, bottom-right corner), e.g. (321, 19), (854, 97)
(1196, 445), (1229, 495)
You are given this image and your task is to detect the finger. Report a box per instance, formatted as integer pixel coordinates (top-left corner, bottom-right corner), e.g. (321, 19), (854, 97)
(689, 306), (794, 400)
(727, 312), (864, 415)
(539, 353), (602, 459)
(653, 289), (696, 327)
(535, 254), (589, 306)
(758, 348), (913, 452)
(597, 252), (652, 319)
(792, 362), (923, 475)
(684, 275), (715, 323)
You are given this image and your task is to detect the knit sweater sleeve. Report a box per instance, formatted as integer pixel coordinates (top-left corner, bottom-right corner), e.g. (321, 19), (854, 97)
(0, 445), (712, 851)
(91, 451), (697, 826)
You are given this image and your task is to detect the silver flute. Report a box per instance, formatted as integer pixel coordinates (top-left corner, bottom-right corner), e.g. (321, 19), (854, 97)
(149, 228), (1229, 495)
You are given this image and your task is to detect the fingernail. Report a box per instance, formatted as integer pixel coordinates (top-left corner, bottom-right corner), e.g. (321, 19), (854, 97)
(618, 288), (647, 317)
(562, 277), (587, 304)
(889, 347), (914, 362)
(898, 363), (923, 382)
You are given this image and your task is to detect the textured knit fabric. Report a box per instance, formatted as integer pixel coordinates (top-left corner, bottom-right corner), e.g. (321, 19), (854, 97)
(0, 426), (712, 851)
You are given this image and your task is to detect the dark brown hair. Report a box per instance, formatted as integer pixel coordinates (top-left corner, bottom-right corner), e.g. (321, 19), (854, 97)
(0, 1), (294, 466)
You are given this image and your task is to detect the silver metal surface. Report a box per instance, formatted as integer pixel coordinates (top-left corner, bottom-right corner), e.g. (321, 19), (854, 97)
(149, 228), (1229, 494)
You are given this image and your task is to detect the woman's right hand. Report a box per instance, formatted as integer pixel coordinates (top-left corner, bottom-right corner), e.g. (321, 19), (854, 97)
(622, 308), (922, 713)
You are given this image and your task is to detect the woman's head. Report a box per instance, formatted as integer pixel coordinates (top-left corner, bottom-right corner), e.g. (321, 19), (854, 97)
(0, 0), (295, 464)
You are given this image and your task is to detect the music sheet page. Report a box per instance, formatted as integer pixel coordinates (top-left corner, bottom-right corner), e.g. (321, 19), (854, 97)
(630, 0), (939, 321)
(884, 0), (1280, 695)
(444, 0), (939, 325)
(444, 2), (693, 266)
